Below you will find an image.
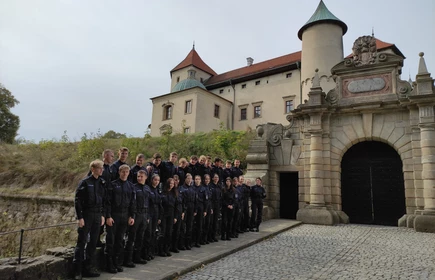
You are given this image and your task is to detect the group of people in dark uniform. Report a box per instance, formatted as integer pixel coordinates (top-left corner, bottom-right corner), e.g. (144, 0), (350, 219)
(72, 147), (266, 280)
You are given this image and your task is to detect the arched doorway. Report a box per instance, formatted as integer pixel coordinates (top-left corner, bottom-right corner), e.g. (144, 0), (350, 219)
(341, 141), (406, 226)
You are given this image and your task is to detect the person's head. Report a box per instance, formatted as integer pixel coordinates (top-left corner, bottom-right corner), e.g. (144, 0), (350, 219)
(136, 154), (145, 167)
(165, 178), (175, 192)
(219, 159), (224, 168)
(234, 159), (240, 167)
(90, 159), (104, 177)
(256, 177), (262, 185)
(137, 169), (148, 185)
(239, 175), (244, 184)
(151, 174), (160, 187)
(102, 149), (114, 164)
(214, 157), (221, 166)
(199, 155), (206, 165)
(225, 177), (232, 188)
(118, 147), (129, 162)
(206, 156), (212, 167)
(153, 153), (162, 166)
(212, 173), (219, 184)
(232, 177), (239, 186)
(169, 152), (178, 164)
(179, 158), (188, 168)
(225, 160), (232, 169)
(190, 155), (198, 165)
(173, 174), (180, 187)
(119, 164), (130, 181)
(185, 173), (192, 186)
(194, 175), (201, 186)
(204, 174), (211, 185)
(246, 179), (252, 186)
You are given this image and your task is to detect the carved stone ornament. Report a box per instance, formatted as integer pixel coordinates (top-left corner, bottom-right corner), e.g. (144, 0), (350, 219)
(326, 88), (338, 106)
(350, 36), (377, 67)
(256, 125), (264, 138)
(268, 125), (283, 147)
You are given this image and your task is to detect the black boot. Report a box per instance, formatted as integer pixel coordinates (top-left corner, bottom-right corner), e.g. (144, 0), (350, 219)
(123, 251), (136, 268)
(82, 259), (100, 277)
(143, 248), (152, 261)
(114, 256), (123, 272)
(73, 263), (82, 280)
(185, 239), (192, 250)
(133, 250), (147, 264)
(171, 246), (179, 253)
(221, 233), (226, 241)
(165, 246), (172, 257)
(158, 244), (167, 257)
(105, 255), (117, 274)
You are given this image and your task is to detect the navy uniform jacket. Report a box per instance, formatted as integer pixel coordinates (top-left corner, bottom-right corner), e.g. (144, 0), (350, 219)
(110, 160), (127, 181)
(231, 167), (243, 179)
(180, 184), (197, 211)
(128, 164), (147, 184)
(250, 185), (266, 204)
(160, 191), (179, 220)
(75, 175), (106, 219)
(194, 184), (208, 213)
(134, 183), (150, 217)
(106, 179), (136, 219)
(210, 182), (222, 210)
(145, 185), (163, 219)
(222, 187), (236, 209)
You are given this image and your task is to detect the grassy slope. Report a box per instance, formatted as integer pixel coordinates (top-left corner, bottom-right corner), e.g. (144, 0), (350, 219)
(0, 130), (255, 197)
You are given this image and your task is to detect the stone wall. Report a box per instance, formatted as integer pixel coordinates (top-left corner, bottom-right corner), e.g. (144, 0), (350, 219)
(0, 194), (76, 258)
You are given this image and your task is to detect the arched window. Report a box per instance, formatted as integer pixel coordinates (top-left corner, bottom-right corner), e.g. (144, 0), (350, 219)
(164, 105), (172, 120)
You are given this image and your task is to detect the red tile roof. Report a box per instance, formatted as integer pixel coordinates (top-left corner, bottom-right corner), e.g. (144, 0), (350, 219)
(171, 48), (217, 76)
(346, 38), (404, 58)
(205, 51), (301, 86)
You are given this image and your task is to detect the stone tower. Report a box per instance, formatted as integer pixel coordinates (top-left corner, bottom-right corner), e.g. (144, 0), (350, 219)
(298, 0), (347, 100)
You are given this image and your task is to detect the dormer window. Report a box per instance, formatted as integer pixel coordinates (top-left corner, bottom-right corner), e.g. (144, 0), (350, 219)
(188, 70), (196, 79)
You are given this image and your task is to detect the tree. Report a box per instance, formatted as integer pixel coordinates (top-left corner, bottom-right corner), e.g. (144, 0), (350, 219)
(0, 84), (20, 143)
(102, 130), (127, 139)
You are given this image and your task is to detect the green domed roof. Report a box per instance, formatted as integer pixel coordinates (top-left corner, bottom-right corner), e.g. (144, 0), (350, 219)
(171, 78), (206, 93)
(298, 0), (347, 40)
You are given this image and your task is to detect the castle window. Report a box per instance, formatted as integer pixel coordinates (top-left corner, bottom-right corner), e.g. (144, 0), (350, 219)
(240, 108), (247, 120)
(255, 80), (261, 86)
(184, 127), (190, 134)
(219, 89), (224, 94)
(254, 106), (261, 118)
(200, 77), (204, 83)
(285, 100), (294, 113)
(185, 100), (192, 114)
(286, 73), (292, 78)
(163, 105), (172, 120)
(177, 76), (180, 82)
(241, 84), (247, 89)
(214, 104), (220, 118)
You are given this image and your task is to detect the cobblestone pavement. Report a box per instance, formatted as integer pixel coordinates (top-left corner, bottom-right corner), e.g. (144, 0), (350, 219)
(179, 224), (435, 280)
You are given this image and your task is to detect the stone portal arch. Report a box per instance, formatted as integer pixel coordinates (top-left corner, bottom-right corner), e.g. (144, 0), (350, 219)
(341, 141), (406, 225)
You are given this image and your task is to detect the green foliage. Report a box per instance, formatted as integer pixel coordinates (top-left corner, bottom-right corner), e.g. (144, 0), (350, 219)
(0, 130), (255, 195)
(0, 84), (20, 144)
(102, 130), (127, 139)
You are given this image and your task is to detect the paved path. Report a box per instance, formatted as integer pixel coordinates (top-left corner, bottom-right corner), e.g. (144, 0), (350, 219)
(180, 224), (435, 280)
(95, 219), (302, 280)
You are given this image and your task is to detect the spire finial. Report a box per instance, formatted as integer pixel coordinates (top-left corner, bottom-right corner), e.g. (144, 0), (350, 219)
(193, 41), (195, 50)
(418, 52), (429, 74)
(372, 27), (374, 37)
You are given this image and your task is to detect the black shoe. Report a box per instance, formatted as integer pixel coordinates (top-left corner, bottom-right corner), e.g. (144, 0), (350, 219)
(115, 264), (123, 272)
(133, 256), (147, 264)
(213, 238), (219, 242)
(237, 230), (244, 233)
(165, 251), (172, 257)
(194, 243), (201, 248)
(255, 228), (259, 232)
(221, 236), (226, 241)
(205, 240), (210, 244)
(249, 228), (255, 232)
(199, 241), (206, 245)
(159, 252), (167, 257)
(226, 236), (231, 241)
(178, 246), (186, 251)
(123, 261), (135, 268)
(82, 268), (100, 278)
(171, 247), (180, 253)
(186, 245), (191, 250)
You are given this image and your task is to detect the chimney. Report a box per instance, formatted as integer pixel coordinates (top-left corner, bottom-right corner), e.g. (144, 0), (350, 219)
(247, 57), (254, 66)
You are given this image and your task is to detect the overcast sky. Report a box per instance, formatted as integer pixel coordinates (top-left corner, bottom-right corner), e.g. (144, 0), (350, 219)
(0, 0), (434, 142)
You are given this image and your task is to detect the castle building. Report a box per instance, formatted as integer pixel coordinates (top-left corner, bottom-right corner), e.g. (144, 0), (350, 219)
(150, 1), (435, 232)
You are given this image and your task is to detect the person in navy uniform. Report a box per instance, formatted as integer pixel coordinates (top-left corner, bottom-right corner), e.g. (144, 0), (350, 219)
(193, 175), (207, 247)
(239, 176), (251, 232)
(231, 159), (243, 179)
(221, 177), (235, 241)
(202, 174), (212, 244)
(209, 173), (222, 242)
(105, 164), (136, 274)
(143, 174), (163, 261)
(159, 178), (179, 257)
(73, 160), (106, 280)
(171, 175), (185, 253)
(211, 158), (224, 186)
(180, 174), (197, 250)
(160, 152), (178, 184)
(128, 154), (147, 184)
(231, 177), (243, 238)
(110, 147), (129, 181)
(250, 177), (266, 232)
(124, 169), (149, 266)
(146, 153), (162, 186)
(223, 160), (232, 180)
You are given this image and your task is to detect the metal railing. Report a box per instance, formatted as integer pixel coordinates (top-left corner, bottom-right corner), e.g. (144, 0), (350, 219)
(0, 222), (76, 264)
